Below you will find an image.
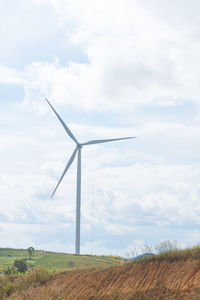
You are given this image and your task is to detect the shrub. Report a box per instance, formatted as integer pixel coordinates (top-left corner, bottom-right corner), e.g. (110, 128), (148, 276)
(3, 266), (16, 275)
(14, 259), (28, 273)
(0, 267), (50, 299)
(21, 267), (50, 289)
(27, 267), (50, 284)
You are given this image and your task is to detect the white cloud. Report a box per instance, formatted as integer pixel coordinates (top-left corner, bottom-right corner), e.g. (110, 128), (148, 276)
(1, 102), (200, 253)
(0, 0), (200, 255)
(0, 65), (24, 85)
(23, 0), (200, 111)
(2, 0), (200, 112)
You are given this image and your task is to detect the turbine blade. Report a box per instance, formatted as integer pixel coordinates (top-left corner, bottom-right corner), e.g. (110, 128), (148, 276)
(82, 136), (136, 146)
(51, 147), (78, 198)
(45, 98), (78, 145)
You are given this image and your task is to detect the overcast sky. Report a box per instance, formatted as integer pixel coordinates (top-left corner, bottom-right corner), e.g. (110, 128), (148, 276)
(1, 0), (200, 256)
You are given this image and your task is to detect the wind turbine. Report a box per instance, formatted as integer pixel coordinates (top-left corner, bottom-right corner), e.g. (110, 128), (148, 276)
(45, 98), (136, 255)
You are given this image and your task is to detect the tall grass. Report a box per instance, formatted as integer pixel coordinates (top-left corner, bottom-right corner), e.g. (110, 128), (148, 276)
(3, 245), (200, 299)
(134, 245), (200, 263)
(0, 267), (50, 299)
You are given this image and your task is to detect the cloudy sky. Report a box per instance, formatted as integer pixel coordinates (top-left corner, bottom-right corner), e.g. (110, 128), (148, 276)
(1, 0), (200, 256)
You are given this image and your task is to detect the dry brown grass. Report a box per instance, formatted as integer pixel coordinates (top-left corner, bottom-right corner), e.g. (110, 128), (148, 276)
(0, 267), (50, 299)
(4, 247), (200, 299)
(5, 259), (200, 299)
(135, 245), (200, 264)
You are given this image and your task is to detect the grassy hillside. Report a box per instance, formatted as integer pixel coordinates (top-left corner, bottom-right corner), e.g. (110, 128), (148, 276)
(0, 248), (125, 272)
(3, 246), (200, 299)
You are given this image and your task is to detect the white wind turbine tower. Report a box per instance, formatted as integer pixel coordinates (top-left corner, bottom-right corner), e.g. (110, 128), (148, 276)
(45, 98), (136, 255)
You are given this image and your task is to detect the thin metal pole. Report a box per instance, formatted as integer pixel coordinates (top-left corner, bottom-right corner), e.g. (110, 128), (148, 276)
(75, 146), (81, 255)
(91, 184), (94, 255)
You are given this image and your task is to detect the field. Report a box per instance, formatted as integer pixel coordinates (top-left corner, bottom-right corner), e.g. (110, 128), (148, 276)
(0, 248), (125, 272)
(2, 246), (200, 299)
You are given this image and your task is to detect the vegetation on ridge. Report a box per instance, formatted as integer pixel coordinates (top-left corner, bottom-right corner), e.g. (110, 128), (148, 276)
(2, 245), (200, 299)
(0, 248), (124, 272)
(134, 244), (200, 264)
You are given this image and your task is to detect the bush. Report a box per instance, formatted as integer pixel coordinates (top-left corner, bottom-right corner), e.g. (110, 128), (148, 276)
(20, 267), (50, 289)
(27, 267), (50, 284)
(14, 259), (28, 273)
(3, 266), (16, 275)
(0, 267), (50, 299)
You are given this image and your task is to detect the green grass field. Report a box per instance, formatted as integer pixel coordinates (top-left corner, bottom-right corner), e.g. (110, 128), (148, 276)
(0, 248), (125, 272)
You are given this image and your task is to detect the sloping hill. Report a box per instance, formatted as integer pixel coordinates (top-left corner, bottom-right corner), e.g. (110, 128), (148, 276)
(0, 248), (124, 271)
(7, 257), (200, 299)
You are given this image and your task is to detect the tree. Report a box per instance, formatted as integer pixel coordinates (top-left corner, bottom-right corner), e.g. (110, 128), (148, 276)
(14, 259), (28, 273)
(28, 247), (35, 260)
